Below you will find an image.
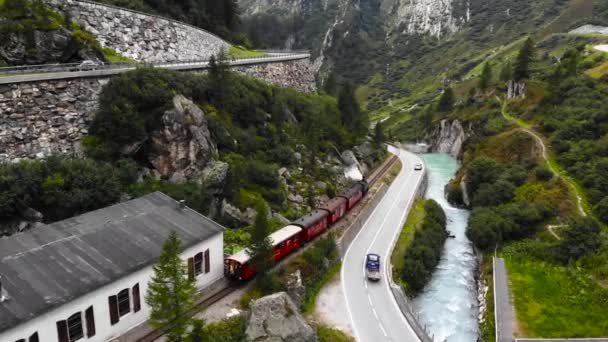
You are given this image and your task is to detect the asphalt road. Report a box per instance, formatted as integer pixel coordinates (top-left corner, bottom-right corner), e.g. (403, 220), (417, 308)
(342, 146), (424, 342)
(494, 257), (515, 342)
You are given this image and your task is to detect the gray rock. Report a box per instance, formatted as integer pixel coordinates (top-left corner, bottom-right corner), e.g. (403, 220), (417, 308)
(149, 95), (218, 180)
(288, 194), (304, 204)
(341, 150), (359, 167)
(201, 160), (228, 189)
(433, 119), (466, 158)
(220, 200), (256, 228)
(314, 181), (327, 190)
(293, 152), (302, 162)
(245, 292), (318, 342)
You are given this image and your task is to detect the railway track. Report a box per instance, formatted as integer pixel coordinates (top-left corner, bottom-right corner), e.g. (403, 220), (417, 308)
(136, 154), (398, 342)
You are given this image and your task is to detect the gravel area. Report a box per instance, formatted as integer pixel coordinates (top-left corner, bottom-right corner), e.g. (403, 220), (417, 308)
(314, 274), (354, 336)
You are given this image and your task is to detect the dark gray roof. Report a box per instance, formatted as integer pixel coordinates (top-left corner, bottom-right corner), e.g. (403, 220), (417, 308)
(0, 192), (223, 333)
(292, 209), (328, 228)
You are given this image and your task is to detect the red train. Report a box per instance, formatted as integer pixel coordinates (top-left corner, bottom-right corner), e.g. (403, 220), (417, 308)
(225, 180), (369, 281)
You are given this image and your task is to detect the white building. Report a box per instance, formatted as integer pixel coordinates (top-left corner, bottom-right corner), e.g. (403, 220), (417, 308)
(0, 192), (224, 342)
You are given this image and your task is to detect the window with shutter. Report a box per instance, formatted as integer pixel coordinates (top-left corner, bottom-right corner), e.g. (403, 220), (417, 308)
(67, 312), (84, 342)
(194, 252), (203, 275)
(56, 320), (68, 342)
(29, 332), (39, 342)
(85, 306), (95, 337)
(117, 289), (130, 316)
(132, 283), (141, 312)
(204, 249), (210, 274)
(108, 295), (119, 325)
(188, 257), (195, 280)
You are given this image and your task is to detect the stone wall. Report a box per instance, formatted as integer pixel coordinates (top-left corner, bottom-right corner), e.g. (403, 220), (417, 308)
(0, 60), (316, 161)
(47, 0), (230, 63)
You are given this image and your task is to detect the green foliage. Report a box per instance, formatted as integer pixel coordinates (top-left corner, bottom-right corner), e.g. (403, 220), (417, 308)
(317, 325), (355, 342)
(437, 87), (455, 112)
(513, 37), (535, 81)
(0, 158), (124, 222)
(146, 232), (197, 342)
(200, 316), (247, 342)
(400, 199), (447, 295)
(338, 83), (369, 137)
(0, 0), (65, 32)
(558, 216), (603, 263)
(479, 62), (493, 90)
(499, 62), (513, 82)
(504, 254), (608, 337)
(248, 201), (274, 290)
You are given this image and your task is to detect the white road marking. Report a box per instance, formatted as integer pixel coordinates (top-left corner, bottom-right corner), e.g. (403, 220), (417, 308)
(379, 323), (388, 337)
(368, 294), (373, 305)
(372, 308), (379, 319)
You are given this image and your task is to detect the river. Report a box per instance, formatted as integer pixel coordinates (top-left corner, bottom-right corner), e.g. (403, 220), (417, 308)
(413, 153), (479, 342)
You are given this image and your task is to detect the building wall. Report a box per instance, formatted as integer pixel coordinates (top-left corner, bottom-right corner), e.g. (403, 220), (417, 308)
(47, 0), (230, 63)
(0, 232), (224, 342)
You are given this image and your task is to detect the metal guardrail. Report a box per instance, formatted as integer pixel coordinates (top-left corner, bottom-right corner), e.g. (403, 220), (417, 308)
(0, 53), (310, 76)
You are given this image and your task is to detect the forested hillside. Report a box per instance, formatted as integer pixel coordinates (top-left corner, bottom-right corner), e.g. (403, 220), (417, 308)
(406, 21), (608, 337)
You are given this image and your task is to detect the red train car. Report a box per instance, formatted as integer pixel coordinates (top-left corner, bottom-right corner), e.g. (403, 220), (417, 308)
(292, 210), (330, 242)
(340, 183), (364, 210)
(225, 225), (302, 280)
(318, 197), (347, 225)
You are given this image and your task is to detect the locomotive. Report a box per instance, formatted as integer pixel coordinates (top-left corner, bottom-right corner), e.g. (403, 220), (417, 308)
(224, 180), (369, 281)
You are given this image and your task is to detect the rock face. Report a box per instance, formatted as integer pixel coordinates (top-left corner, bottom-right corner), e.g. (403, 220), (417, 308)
(507, 80), (526, 99)
(392, 0), (470, 38)
(149, 95), (217, 181)
(433, 119), (466, 158)
(0, 58), (315, 162)
(220, 200), (257, 227)
(234, 59), (317, 93)
(246, 292), (318, 342)
(0, 79), (104, 162)
(0, 28), (104, 65)
(46, 0), (229, 63)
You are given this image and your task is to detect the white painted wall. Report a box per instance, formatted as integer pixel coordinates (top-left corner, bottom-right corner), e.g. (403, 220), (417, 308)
(0, 232), (223, 342)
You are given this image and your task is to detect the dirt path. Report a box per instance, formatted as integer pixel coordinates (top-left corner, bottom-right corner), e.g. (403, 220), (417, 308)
(500, 100), (586, 217)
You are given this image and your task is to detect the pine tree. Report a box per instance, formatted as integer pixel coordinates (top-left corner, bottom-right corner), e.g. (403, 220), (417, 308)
(247, 201), (273, 289)
(223, 0), (240, 30)
(437, 87), (454, 112)
(499, 62), (512, 82)
(374, 120), (385, 146)
(513, 38), (535, 81)
(338, 83), (368, 135)
(146, 231), (197, 342)
(323, 71), (338, 96)
(478, 62), (493, 90)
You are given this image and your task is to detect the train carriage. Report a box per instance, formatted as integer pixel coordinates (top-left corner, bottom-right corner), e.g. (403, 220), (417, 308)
(225, 225), (302, 280)
(318, 197), (348, 225)
(340, 182), (364, 210)
(292, 209), (330, 242)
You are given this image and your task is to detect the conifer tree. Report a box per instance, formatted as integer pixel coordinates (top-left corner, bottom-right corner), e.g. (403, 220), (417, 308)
(374, 120), (385, 146)
(499, 62), (512, 82)
(513, 38), (535, 81)
(478, 62), (493, 90)
(338, 83), (368, 136)
(247, 201), (273, 289)
(146, 231), (196, 342)
(437, 86), (454, 112)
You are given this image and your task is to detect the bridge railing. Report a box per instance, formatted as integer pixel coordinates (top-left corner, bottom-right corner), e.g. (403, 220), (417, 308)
(0, 52), (311, 76)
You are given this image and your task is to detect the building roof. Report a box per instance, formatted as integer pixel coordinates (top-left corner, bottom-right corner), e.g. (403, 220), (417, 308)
(292, 210), (328, 228)
(0, 192), (223, 333)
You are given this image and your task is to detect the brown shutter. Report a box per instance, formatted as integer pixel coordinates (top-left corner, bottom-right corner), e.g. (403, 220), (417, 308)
(188, 257), (195, 280)
(108, 295), (119, 325)
(132, 283), (141, 312)
(29, 332), (39, 342)
(56, 320), (68, 342)
(85, 306), (96, 337)
(204, 249), (210, 274)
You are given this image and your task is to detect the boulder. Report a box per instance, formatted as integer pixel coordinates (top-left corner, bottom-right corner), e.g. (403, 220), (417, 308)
(220, 199), (256, 228)
(341, 150), (359, 166)
(149, 95), (218, 180)
(201, 160), (228, 191)
(245, 292), (318, 342)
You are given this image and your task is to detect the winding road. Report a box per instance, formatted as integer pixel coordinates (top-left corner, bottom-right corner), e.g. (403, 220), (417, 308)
(342, 146), (425, 342)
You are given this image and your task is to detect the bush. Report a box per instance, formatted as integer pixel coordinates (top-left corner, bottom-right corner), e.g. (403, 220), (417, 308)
(400, 199), (447, 295)
(534, 166), (553, 181)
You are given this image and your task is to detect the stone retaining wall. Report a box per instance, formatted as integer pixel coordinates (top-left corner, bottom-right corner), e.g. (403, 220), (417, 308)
(47, 0), (230, 63)
(0, 60), (316, 161)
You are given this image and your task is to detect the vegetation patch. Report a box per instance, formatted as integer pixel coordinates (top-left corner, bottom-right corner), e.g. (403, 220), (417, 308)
(316, 324), (355, 342)
(504, 245), (608, 337)
(391, 198), (425, 286)
(399, 200), (447, 296)
(228, 46), (266, 59)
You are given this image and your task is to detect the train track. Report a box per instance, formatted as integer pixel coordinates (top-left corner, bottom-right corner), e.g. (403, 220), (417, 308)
(136, 155), (398, 342)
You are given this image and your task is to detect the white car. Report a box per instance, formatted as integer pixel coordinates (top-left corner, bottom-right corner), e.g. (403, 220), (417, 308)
(414, 163), (423, 171)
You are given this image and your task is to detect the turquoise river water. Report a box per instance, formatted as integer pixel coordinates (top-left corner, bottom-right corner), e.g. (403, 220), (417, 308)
(413, 153), (479, 341)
